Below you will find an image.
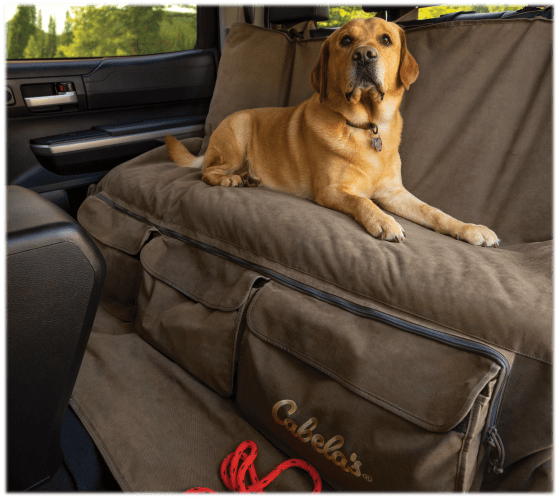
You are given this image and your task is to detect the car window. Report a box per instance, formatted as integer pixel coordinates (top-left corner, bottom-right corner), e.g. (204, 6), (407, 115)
(6, 4), (197, 60)
(316, 6), (376, 27)
(418, 4), (525, 19)
(316, 4), (526, 27)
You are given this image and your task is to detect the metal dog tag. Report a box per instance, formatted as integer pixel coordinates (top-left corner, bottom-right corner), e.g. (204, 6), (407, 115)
(373, 136), (382, 152)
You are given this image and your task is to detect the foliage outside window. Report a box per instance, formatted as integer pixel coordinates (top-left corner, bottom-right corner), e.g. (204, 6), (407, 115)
(317, 5), (525, 27)
(418, 4), (524, 19)
(316, 6), (376, 27)
(6, 5), (197, 59)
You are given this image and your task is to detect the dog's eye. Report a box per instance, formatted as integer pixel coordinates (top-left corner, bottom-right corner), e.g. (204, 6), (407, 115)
(340, 35), (353, 46)
(381, 34), (392, 46)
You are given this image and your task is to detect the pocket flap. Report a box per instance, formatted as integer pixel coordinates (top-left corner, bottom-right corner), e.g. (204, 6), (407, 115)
(247, 282), (501, 433)
(141, 235), (265, 311)
(78, 194), (153, 255)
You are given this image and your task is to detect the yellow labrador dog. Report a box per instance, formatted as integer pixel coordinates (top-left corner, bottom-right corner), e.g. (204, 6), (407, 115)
(166, 17), (499, 246)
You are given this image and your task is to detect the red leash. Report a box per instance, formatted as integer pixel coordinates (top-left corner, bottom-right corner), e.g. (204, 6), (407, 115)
(185, 440), (322, 493)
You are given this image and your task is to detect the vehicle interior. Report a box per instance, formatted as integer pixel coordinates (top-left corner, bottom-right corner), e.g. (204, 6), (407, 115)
(6, 4), (552, 493)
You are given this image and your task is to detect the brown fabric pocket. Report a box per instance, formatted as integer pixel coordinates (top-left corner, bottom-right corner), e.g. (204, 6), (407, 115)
(135, 235), (267, 397)
(78, 194), (156, 321)
(235, 282), (502, 492)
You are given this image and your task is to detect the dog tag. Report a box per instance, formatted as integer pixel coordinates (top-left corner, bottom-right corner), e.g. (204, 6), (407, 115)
(372, 136), (382, 152)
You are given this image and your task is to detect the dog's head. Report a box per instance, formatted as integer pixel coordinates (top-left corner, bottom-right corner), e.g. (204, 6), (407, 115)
(311, 17), (418, 106)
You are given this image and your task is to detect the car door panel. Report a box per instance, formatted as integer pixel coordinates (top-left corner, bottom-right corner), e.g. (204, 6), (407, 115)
(7, 47), (218, 216)
(82, 49), (218, 110)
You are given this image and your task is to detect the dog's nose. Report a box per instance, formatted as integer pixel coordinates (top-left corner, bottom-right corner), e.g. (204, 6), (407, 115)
(353, 46), (378, 65)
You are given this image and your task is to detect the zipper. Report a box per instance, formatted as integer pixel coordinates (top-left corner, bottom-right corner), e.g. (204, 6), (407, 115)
(486, 427), (505, 474)
(94, 192), (508, 472)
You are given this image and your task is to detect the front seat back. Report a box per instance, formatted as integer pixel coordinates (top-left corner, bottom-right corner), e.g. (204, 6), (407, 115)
(7, 186), (106, 490)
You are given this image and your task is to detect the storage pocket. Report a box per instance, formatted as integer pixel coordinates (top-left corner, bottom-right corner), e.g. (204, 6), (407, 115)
(235, 281), (505, 492)
(136, 234), (267, 397)
(78, 193), (156, 321)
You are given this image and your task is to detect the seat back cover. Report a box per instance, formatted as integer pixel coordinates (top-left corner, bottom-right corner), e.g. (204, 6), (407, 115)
(204, 19), (551, 246)
(74, 16), (551, 492)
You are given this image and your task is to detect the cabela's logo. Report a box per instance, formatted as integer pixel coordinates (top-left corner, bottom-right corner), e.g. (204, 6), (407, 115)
(272, 399), (363, 478)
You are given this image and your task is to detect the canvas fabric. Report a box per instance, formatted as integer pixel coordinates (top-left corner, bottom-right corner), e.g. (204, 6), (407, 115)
(73, 18), (552, 492)
(70, 306), (319, 492)
(203, 20), (552, 247)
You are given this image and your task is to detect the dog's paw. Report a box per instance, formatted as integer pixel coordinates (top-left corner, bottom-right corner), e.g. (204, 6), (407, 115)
(455, 223), (500, 248)
(241, 172), (261, 187)
(219, 174), (243, 187)
(366, 216), (406, 243)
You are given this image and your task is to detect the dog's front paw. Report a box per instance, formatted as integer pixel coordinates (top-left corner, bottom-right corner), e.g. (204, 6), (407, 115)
(366, 216), (406, 243)
(455, 223), (500, 247)
(219, 174), (243, 187)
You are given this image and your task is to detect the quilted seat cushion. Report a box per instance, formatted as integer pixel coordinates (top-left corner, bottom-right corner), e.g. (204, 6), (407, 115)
(82, 145), (551, 366)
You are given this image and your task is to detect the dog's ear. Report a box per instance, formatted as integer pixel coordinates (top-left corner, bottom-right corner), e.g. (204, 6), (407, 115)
(311, 40), (330, 103)
(398, 28), (419, 90)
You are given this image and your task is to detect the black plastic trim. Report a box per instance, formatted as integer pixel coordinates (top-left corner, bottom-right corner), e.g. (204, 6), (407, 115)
(7, 59), (102, 79)
(82, 49), (218, 111)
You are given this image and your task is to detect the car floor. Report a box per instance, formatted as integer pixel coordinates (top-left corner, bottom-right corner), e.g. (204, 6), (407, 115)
(34, 406), (121, 492)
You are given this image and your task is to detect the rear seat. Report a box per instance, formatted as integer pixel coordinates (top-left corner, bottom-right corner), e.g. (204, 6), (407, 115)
(73, 8), (552, 493)
(397, 5), (553, 29)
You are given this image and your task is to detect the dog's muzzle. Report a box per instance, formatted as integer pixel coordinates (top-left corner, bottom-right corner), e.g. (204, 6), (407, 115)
(352, 45), (378, 66)
(346, 46), (384, 103)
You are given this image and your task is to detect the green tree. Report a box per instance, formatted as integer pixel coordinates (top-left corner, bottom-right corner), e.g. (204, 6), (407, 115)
(23, 34), (42, 59)
(46, 15), (57, 58)
(61, 6), (126, 57)
(61, 5), (165, 57)
(7, 5), (37, 59)
(60, 11), (73, 46)
(26, 5), (197, 59)
(35, 9), (45, 57)
(124, 6), (165, 55)
(418, 5), (523, 20)
(56, 11), (74, 57)
(29, 3), (37, 29)
(159, 10), (197, 53)
(317, 6), (376, 28)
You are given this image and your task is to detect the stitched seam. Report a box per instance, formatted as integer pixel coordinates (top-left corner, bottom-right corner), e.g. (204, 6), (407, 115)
(96, 190), (552, 365)
(228, 278), (265, 396)
(80, 216), (145, 256)
(228, 306), (245, 397)
(140, 253), (242, 311)
(69, 396), (133, 492)
(455, 400), (477, 491)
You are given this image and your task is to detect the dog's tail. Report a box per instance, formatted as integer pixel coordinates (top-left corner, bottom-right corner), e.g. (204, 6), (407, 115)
(165, 135), (202, 168)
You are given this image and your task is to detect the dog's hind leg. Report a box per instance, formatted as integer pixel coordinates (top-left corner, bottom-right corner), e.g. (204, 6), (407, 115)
(202, 164), (244, 187)
(201, 122), (251, 187)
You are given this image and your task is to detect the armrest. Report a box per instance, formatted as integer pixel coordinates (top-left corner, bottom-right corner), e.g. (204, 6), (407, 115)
(29, 115), (206, 175)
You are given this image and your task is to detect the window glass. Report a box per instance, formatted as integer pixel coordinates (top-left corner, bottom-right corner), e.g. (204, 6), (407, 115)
(418, 5), (525, 19)
(316, 6), (376, 28)
(316, 5), (526, 27)
(6, 5), (197, 59)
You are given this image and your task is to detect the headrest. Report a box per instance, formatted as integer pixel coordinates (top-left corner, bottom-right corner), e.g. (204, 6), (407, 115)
(243, 6), (254, 24)
(268, 7), (329, 25)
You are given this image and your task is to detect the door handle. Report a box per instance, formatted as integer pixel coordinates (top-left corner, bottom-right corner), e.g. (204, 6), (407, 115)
(24, 91), (78, 109)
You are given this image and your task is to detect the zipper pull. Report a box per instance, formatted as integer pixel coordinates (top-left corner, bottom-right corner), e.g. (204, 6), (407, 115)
(486, 427), (505, 475)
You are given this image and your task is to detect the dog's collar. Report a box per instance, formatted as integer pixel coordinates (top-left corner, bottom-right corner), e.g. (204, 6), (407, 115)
(346, 120), (377, 132)
(346, 121), (382, 152)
